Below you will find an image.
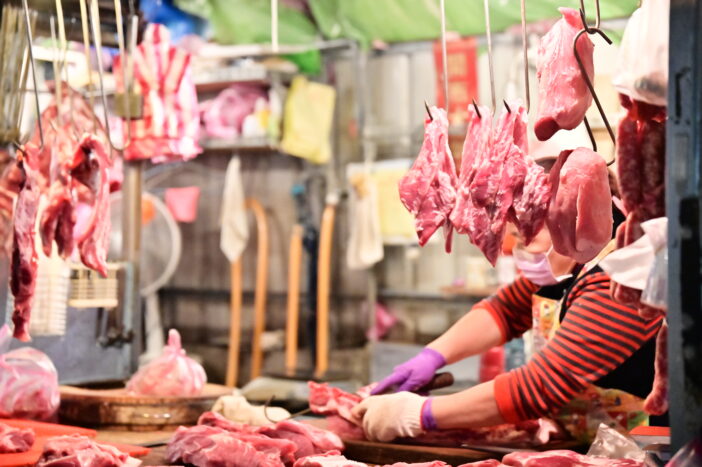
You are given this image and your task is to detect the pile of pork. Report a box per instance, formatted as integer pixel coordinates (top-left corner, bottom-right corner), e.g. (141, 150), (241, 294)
(5, 84), (115, 341)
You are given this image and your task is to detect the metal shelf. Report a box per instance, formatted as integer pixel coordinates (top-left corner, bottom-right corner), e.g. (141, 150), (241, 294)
(199, 137), (279, 154)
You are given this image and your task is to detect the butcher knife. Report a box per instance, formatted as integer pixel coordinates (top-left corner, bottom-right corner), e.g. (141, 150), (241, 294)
(376, 372), (455, 395)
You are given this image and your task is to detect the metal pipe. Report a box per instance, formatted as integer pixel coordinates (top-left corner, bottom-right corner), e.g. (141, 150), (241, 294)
(271, 0), (278, 53)
(439, 0), (449, 111)
(520, 0), (530, 113)
(483, 0), (496, 112)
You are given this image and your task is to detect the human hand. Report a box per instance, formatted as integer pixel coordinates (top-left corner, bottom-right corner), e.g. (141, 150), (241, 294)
(350, 392), (429, 442)
(370, 347), (446, 395)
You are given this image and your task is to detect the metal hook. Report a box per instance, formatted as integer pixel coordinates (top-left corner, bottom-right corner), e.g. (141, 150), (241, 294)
(79, 0), (97, 132)
(439, 0), (449, 112)
(471, 98), (482, 119)
(19, 0), (43, 150)
(503, 100), (511, 114)
(583, 116), (597, 152)
(579, 0), (601, 31)
(113, 0), (133, 148)
(483, 0), (496, 113)
(520, 0), (530, 113)
(573, 28), (615, 145)
(424, 100), (433, 122)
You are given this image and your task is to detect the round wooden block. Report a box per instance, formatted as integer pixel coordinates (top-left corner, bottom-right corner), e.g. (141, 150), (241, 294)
(59, 383), (233, 431)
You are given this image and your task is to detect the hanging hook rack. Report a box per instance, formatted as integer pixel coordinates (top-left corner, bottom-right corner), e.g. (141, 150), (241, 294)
(520, 0), (530, 113)
(573, 0), (616, 155)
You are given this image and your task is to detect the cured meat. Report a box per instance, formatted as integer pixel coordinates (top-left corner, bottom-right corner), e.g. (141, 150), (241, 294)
(644, 321), (669, 415)
(10, 145), (41, 342)
(640, 119), (666, 220)
(292, 451), (366, 467)
(167, 425), (285, 467)
(258, 419), (344, 460)
(615, 116), (641, 214)
(546, 148), (612, 263)
(308, 382), (564, 448)
(501, 449), (643, 466)
(399, 106), (457, 252)
(0, 422), (34, 453)
(534, 8), (594, 141)
(35, 435), (136, 467)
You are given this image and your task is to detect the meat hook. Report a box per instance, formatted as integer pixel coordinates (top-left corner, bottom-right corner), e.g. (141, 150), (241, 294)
(16, 0), (43, 151)
(579, 0), (601, 32)
(483, 0), (496, 113)
(573, 27), (616, 145)
(78, 0), (98, 132)
(472, 98), (482, 119)
(520, 0), (530, 113)
(583, 116), (597, 152)
(503, 100), (511, 114)
(424, 100), (433, 122)
(439, 0), (449, 112)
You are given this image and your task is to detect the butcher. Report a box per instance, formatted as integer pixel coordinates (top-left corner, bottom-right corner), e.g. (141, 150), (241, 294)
(352, 158), (665, 442)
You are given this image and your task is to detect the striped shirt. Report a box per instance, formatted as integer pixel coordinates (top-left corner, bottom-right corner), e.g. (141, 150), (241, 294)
(478, 272), (662, 423)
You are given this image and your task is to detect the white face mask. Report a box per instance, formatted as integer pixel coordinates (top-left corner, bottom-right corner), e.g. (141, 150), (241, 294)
(512, 246), (559, 286)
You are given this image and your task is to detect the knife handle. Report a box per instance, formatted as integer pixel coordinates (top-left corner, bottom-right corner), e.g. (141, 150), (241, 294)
(419, 372), (454, 392)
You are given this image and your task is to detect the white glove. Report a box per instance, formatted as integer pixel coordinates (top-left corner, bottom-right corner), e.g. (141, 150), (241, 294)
(350, 392), (426, 442)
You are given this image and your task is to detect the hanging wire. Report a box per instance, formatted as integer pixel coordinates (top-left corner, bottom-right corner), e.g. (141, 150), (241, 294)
(520, 0), (530, 113)
(439, 0), (449, 112)
(113, 0), (132, 147)
(78, 0), (97, 131)
(483, 0), (496, 113)
(18, 0), (43, 150)
(572, 0), (616, 159)
(49, 17), (62, 127)
(271, 0), (278, 53)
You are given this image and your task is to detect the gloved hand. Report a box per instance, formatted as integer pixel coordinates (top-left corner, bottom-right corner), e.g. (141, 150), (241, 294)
(371, 347), (446, 395)
(351, 392), (436, 442)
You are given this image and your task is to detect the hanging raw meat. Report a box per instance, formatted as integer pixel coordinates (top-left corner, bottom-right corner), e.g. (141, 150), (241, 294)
(534, 8), (594, 141)
(10, 144), (42, 342)
(644, 321), (668, 416)
(451, 102), (549, 265)
(546, 148), (612, 263)
(398, 106), (457, 252)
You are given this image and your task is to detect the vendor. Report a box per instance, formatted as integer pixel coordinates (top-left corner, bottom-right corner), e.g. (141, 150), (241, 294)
(352, 159), (665, 442)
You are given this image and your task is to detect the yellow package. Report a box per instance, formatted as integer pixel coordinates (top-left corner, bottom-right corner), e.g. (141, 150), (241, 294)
(280, 76), (336, 164)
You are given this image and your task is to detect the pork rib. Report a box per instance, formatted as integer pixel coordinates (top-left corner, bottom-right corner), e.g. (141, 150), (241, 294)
(398, 106), (457, 252)
(534, 7), (594, 141)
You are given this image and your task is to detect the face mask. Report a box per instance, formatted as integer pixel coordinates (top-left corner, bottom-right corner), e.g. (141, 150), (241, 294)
(512, 246), (559, 286)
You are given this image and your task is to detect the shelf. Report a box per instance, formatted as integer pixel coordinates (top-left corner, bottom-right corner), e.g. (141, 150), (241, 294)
(194, 67), (295, 94)
(200, 137), (279, 154)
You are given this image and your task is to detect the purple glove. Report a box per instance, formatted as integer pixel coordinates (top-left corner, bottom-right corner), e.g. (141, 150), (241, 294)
(371, 348), (446, 395)
(421, 398), (438, 431)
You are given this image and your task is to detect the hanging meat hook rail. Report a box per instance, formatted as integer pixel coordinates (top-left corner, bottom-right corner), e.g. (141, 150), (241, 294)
(15, 0), (43, 151)
(439, 0), (449, 112)
(483, 0), (496, 113)
(520, 0), (530, 113)
(573, 0), (616, 164)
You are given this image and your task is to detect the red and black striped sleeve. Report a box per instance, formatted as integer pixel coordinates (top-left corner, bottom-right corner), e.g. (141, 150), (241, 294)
(493, 271), (662, 422)
(478, 276), (540, 343)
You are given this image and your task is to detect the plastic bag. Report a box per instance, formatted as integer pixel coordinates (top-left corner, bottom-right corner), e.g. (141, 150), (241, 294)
(641, 218), (668, 310)
(200, 84), (268, 140)
(0, 325), (60, 421)
(613, 0), (669, 106)
(587, 423), (645, 462)
(126, 329), (206, 397)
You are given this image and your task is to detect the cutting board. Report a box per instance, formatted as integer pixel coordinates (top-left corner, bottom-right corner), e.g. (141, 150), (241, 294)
(59, 383), (233, 431)
(0, 419), (150, 467)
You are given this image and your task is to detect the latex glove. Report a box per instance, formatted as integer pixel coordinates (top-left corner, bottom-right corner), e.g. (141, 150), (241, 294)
(371, 347), (446, 395)
(351, 392), (432, 442)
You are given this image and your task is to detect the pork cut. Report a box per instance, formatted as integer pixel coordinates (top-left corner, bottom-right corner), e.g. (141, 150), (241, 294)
(644, 321), (668, 415)
(198, 411), (258, 433)
(166, 425), (285, 467)
(0, 155), (23, 255)
(382, 462), (450, 467)
(398, 106), (457, 252)
(35, 435), (138, 467)
(546, 148), (612, 263)
(456, 462), (504, 467)
(534, 8), (594, 141)
(258, 419), (344, 460)
(0, 422), (34, 453)
(501, 450), (643, 467)
(10, 144), (42, 341)
(292, 451), (366, 467)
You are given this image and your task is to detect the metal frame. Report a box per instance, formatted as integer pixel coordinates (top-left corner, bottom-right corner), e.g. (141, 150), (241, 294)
(668, 0), (702, 452)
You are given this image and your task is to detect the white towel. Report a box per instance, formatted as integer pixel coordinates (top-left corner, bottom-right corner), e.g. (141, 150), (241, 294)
(220, 157), (249, 262)
(347, 173), (383, 270)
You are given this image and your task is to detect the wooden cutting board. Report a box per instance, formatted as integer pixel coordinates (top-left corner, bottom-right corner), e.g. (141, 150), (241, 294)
(0, 419), (150, 467)
(59, 383), (233, 431)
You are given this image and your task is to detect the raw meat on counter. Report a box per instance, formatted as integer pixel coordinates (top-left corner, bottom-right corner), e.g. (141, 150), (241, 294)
(168, 411), (344, 466)
(126, 329), (207, 397)
(644, 321), (669, 415)
(0, 324), (60, 420)
(308, 382), (564, 448)
(398, 106), (457, 252)
(534, 8), (594, 141)
(546, 148), (612, 263)
(451, 103), (550, 265)
(292, 451), (366, 467)
(0, 422), (34, 453)
(501, 450), (643, 466)
(36, 435), (140, 467)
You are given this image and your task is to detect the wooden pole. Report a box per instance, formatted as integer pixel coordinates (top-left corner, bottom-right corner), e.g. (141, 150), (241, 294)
(285, 225), (303, 375)
(247, 198), (269, 381)
(315, 203), (335, 377)
(226, 258), (242, 387)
